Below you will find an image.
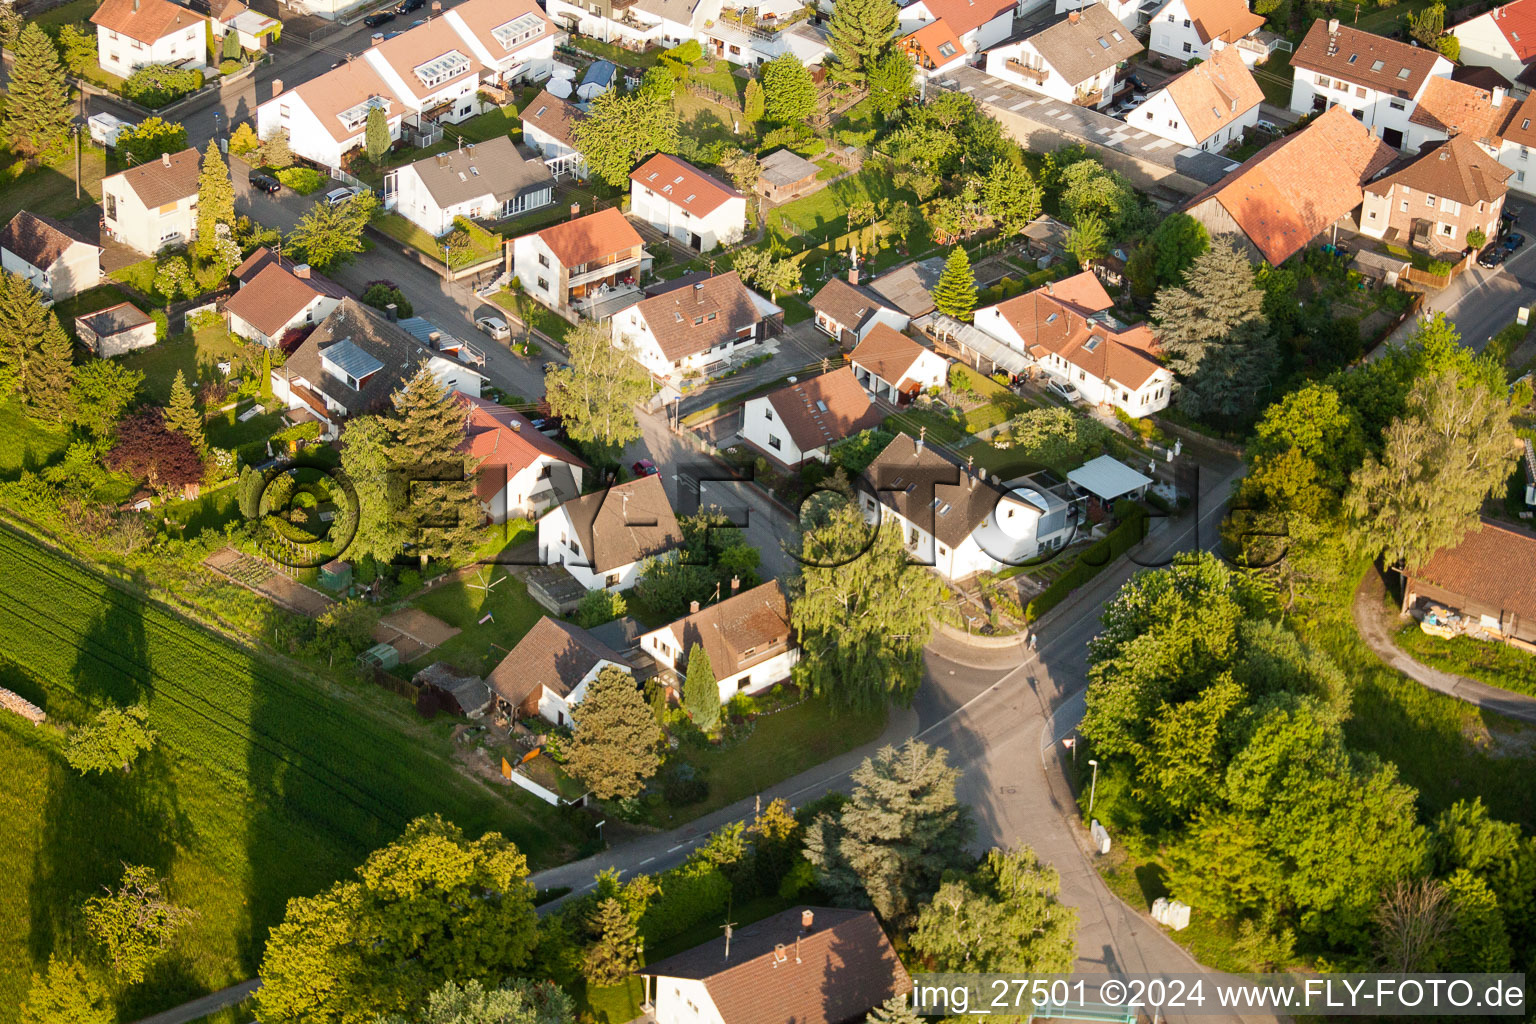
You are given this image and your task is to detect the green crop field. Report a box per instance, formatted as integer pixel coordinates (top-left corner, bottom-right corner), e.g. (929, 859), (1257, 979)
(0, 527), (578, 1022)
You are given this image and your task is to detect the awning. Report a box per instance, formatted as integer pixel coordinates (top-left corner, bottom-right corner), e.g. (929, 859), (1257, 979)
(918, 313), (1032, 376)
(1067, 455), (1153, 501)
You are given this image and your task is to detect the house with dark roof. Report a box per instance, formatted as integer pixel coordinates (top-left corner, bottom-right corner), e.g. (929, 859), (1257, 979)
(638, 580), (797, 700)
(1359, 135), (1512, 254)
(1184, 106), (1397, 265)
(984, 5), (1143, 110)
(630, 153), (747, 253)
(861, 433), (1075, 580)
(0, 212), (101, 304)
(389, 137), (554, 236)
(849, 324), (950, 404)
(456, 393), (586, 522)
(611, 271), (780, 379)
(509, 207), (650, 320)
(1125, 46), (1264, 153)
(1148, 0), (1268, 66)
(91, 0), (208, 79)
(271, 298), (486, 437)
(811, 268), (910, 348)
(1288, 19), (1453, 149)
(741, 366), (884, 467)
(973, 270), (1172, 418)
(224, 248), (346, 347)
(1402, 518), (1536, 646)
(640, 907), (908, 1024)
(536, 473), (683, 591)
(487, 616), (632, 725)
(521, 89), (587, 178)
(75, 301), (156, 357)
(1453, 0), (1536, 89)
(101, 148), (204, 256)
(866, 258), (945, 318)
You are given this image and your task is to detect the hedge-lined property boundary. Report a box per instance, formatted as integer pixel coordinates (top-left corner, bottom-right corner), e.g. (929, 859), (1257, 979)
(1026, 507), (1149, 621)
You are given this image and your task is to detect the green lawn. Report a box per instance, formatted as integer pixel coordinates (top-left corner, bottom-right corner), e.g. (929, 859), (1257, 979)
(814, 158), (843, 181)
(0, 526), (577, 1023)
(566, 38), (661, 68)
(767, 168), (919, 247)
(883, 408), (967, 445)
(110, 257), (175, 306)
(409, 558), (545, 677)
(376, 212), (502, 269)
(204, 402), (286, 452)
(1392, 624), (1536, 700)
(51, 284), (140, 343)
(28, 0), (100, 26)
(1251, 52), (1296, 109)
(117, 325), (252, 405)
(492, 288), (576, 345)
(0, 140), (106, 226)
(650, 696), (887, 827)
(687, 62), (747, 103)
(673, 90), (746, 152)
(0, 396), (71, 478)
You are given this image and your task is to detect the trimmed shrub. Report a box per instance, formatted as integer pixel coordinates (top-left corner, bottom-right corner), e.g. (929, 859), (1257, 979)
(121, 65), (204, 108)
(1026, 507), (1149, 621)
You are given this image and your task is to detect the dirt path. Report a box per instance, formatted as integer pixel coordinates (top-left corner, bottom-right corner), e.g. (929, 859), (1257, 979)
(1352, 570), (1536, 725)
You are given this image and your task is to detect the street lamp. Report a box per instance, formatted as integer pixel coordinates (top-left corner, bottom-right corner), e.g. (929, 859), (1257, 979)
(1087, 758), (1099, 819)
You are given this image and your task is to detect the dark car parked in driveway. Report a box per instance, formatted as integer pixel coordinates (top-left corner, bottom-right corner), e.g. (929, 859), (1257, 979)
(248, 170), (280, 195)
(363, 10), (394, 26)
(1504, 232), (1526, 253)
(395, 0), (424, 11)
(1478, 246), (1508, 269)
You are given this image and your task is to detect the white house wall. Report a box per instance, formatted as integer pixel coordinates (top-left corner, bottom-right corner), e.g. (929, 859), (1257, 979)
(741, 395), (810, 464)
(96, 21), (207, 79)
(985, 41), (1077, 105)
(536, 507), (645, 590)
(652, 977), (725, 1024)
(102, 179), (198, 256)
(512, 234), (568, 311)
(0, 243), (100, 304)
(1149, 0), (1212, 61)
(629, 185), (747, 252)
(483, 458), (583, 523)
(1127, 88), (1258, 150)
(1452, 14), (1526, 85)
(714, 648), (798, 700)
(1287, 57), (1451, 146)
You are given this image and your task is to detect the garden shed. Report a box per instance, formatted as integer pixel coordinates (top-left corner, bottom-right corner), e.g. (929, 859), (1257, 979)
(319, 559), (352, 592)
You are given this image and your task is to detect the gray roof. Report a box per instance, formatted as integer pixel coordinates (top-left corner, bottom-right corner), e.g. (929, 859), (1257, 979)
(868, 258), (945, 318)
(76, 301), (151, 337)
(406, 136), (554, 210)
(582, 59), (616, 88)
(1028, 5), (1143, 85)
(321, 338), (384, 381)
(760, 148), (820, 186)
(398, 316), (466, 352)
(633, 0), (703, 25)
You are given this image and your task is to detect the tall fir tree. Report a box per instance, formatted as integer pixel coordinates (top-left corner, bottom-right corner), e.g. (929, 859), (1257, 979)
(682, 643), (720, 732)
(567, 666), (663, 800)
(866, 995), (923, 1024)
(388, 364), (482, 566)
(365, 105), (391, 166)
(826, 0), (898, 84)
(4, 23), (71, 158)
(583, 897), (641, 987)
(931, 247), (977, 322)
(163, 370), (206, 453)
(743, 78), (765, 125)
(0, 271), (73, 416)
(194, 141), (236, 261)
(338, 413), (408, 565)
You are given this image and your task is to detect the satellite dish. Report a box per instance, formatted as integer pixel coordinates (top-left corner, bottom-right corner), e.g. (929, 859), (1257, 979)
(547, 78), (573, 99)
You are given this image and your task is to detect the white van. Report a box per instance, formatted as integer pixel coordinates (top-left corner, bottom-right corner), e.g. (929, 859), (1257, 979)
(88, 112), (135, 148)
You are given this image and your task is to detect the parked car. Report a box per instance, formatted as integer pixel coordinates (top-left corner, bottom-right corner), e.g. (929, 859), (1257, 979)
(249, 170), (281, 195)
(476, 316), (511, 341)
(363, 10), (394, 26)
(632, 459), (659, 477)
(1504, 232), (1526, 253)
(1254, 119), (1281, 134)
(324, 186), (362, 207)
(395, 0), (424, 11)
(1046, 378), (1081, 403)
(1124, 73), (1147, 92)
(1478, 246), (1508, 269)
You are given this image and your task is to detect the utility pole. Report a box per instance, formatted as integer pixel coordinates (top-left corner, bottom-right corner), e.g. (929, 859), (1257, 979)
(1087, 758), (1099, 818)
(73, 124), (81, 200)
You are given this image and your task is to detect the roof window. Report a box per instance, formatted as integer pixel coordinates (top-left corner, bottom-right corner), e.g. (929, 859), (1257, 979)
(1111, 30), (1123, 40)
(1371, 59), (1384, 71)
(938, 503), (952, 515)
(1046, 312), (1058, 323)
(1398, 67), (1411, 79)
(815, 399), (828, 412)
(1098, 37), (1109, 48)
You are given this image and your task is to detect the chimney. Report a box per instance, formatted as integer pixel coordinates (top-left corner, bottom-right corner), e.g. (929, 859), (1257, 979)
(432, 0), (441, 9)
(1494, 85), (1507, 108)
(570, 202), (581, 217)
(848, 265), (859, 285)
(161, 152), (171, 168)
(511, 419), (521, 431)
(293, 263), (311, 279)
(690, 600), (701, 613)
(132, 0), (138, 10)
(695, 281), (705, 302)
(428, 330), (442, 348)
(385, 302), (398, 321)
(272, 78), (284, 98)
(730, 575), (740, 593)
(1328, 17), (1339, 33)
(802, 910), (814, 931)
(1067, 9), (1078, 21)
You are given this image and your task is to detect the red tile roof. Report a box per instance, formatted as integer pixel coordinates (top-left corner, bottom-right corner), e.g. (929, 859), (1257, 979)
(91, 0), (206, 44)
(849, 324), (932, 385)
(630, 153), (741, 218)
(1183, 0), (1264, 44)
(487, 617), (629, 708)
(630, 271), (762, 363)
(1408, 518), (1536, 638)
(0, 211), (98, 269)
(650, 580), (793, 679)
(761, 366), (884, 455)
(1185, 106), (1396, 265)
(534, 207), (644, 268)
(902, 20), (964, 68)
(1408, 75), (1522, 146)
(103, 147), (201, 207)
(1162, 46), (1265, 143)
(917, 0), (1015, 37)
(991, 281), (1164, 390)
(1292, 20), (1443, 98)
(1466, 0), (1536, 63)
(455, 394), (586, 503)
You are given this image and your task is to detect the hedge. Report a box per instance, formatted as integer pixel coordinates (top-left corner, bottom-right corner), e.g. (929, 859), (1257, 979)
(1026, 507), (1149, 622)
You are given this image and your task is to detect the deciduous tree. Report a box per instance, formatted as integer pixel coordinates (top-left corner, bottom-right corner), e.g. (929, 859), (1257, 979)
(4, 23), (71, 158)
(682, 643), (720, 732)
(719, 148), (762, 195)
(931, 247), (977, 322)
(374, 979), (574, 1024)
(195, 141), (236, 261)
(261, 125), (295, 169)
(20, 957), (112, 1024)
(106, 410), (205, 491)
(66, 703), (157, 774)
(803, 739), (973, 926)
(567, 666), (663, 800)
(583, 897), (641, 987)
(980, 158), (1043, 238)
(70, 360), (144, 439)
(909, 846), (1078, 972)
(545, 321), (650, 461)
(288, 192), (378, 271)
(116, 116), (189, 168)
(761, 54), (818, 124)
(572, 89), (680, 188)
(83, 864), (197, 983)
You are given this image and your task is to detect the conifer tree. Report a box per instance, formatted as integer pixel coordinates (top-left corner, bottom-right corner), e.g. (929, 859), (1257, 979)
(0, 271), (73, 416)
(195, 142), (236, 261)
(866, 995), (923, 1024)
(4, 23), (71, 158)
(931, 247), (977, 322)
(163, 370), (206, 454)
(682, 643), (720, 732)
(365, 105), (390, 166)
(567, 666), (662, 800)
(388, 364), (482, 566)
(743, 78), (765, 125)
(827, 0), (898, 84)
(583, 897), (641, 987)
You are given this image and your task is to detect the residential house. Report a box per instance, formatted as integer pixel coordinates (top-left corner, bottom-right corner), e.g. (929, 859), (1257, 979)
(487, 616), (632, 725)
(1184, 105), (1397, 265)
(867, 258), (945, 318)
(973, 271), (1172, 417)
(985, 6), (1144, 110)
(756, 149), (820, 203)
(74, 302), (156, 357)
(0, 211), (102, 304)
(1500, 93), (1536, 194)
(1288, 19), (1452, 149)
(521, 89), (587, 178)
(255, 0), (556, 170)
(612, 271), (780, 379)
(849, 324), (950, 403)
(901, 20), (968, 78)
(860, 434), (1075, 580)
(1148, 0), (1267, 66)
(206, 0), (280, 53)
(639, 580), (797, 700)
(1056, 0), (1149, 33)
(90, 0), (209, 79)
(811, 270), (911, 348)
(223, 250), (346, 347)
(741, 366), (885, 467)
(1401, 518), (1536, 646)
(537, 473), (683, 591)
(1452, 0), (1536, 91)
(270, 298), (485, 437)
(1126, 46), (1263, 153)
(1359, 135), (1511, 254)
(641, 908), (908, 1024)
(705, 17), (831, 69)
(629, 153), (747, 253)
(509, 207), (649, 320)
(899, 0), (1016, 55)
(1404, 74), (1519, 156)
(547, 0), (720, 50)
(387, 137), (554, 236)
(100, 148), (203, 256)
(457, 393), (586, 522)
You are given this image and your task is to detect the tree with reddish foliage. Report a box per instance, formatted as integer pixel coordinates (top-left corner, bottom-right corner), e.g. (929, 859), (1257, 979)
(106, 411), (204, 492)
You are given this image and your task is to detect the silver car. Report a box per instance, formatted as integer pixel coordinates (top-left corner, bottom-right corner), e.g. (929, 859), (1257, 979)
(1046, 377), (1082, 403)
(476, 316), (511, 341)
(324, 186), (361, 207)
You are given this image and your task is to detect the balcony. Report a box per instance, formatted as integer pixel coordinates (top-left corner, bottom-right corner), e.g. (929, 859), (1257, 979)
(568, 251), (646, 287)
(1006, 59), (1048, 85)
(1072, 87), (1104, 108)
